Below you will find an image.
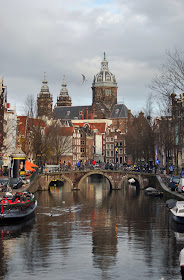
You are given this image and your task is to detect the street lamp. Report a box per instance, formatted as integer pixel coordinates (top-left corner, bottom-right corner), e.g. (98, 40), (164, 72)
(115, 144), (118, 164)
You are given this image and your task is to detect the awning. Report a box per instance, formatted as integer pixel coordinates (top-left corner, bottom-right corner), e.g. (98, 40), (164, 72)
(25, 161), (38, 168)
(25, 165), (35, 172)
(25, 161), (38, 172)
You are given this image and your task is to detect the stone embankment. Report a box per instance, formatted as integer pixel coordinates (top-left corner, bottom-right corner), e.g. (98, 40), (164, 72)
(157, 175), (184, 200)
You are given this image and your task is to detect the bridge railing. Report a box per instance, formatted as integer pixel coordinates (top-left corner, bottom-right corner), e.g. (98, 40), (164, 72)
(37, 164), (156, 174)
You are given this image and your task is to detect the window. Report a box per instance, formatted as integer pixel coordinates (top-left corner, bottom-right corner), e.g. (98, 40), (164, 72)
(111, 150), (114, 157)
(111, 144), (114, 149)
(120, 149), (123, 154)
(120, 142), (122, 146)
(106, 137), (110, 142)
(111, 138), (114, 142)
(106, 144), (110, 149)
(105, 89), (111, 95)
(107, 151), (109, 157)
(81, 148), (84, 153)
(81, 133), (83, 137)
(81, 140), (85, 145)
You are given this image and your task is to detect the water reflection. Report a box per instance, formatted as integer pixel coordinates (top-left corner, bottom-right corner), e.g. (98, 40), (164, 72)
(0, 216), (35, 279)
(0, 176), (183, 279)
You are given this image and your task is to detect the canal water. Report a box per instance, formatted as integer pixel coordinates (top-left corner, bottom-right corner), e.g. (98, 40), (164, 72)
(0, 176), (183, 280)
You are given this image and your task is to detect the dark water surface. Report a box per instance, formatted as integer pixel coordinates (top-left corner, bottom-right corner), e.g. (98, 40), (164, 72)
(0, 176), (183, 280)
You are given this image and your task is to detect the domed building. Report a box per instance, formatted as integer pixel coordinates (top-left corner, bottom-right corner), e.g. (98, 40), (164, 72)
(51, 54), (132, 129)
(92, 52), (118, 118)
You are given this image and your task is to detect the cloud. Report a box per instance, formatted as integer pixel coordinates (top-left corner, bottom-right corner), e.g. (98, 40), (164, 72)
(1, 0), (184, 115)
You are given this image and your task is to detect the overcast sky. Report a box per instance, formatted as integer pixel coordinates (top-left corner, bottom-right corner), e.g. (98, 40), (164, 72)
(1, 0), (184, 115)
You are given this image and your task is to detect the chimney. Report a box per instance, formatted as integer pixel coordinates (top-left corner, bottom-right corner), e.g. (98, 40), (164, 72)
(86, 108), (88, 119)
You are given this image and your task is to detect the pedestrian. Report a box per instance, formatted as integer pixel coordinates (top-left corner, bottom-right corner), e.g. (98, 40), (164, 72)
(179, 248), (184, 279)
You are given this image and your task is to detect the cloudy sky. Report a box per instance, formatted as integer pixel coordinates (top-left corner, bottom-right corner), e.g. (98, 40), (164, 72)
(1, 0), (184, 115)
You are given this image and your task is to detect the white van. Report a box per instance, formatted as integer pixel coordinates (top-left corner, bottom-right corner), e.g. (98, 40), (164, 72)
(177, 178), (184, 193)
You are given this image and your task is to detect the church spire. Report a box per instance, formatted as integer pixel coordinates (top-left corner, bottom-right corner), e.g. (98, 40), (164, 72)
(103, 52), (106, 60)
(56, 75), (72, 107)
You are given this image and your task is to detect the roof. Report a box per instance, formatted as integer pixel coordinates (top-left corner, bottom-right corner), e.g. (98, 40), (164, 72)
(53, 106), (92, 120)
(110, 104), (129, 119)
(73, 122), (106, 134)
(17, 116), (46, 135)
(45, 126), (73, 136)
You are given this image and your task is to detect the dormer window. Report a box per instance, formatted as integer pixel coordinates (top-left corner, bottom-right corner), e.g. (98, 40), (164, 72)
(115, 109), (119, 114)
(67, 111), (70, 116)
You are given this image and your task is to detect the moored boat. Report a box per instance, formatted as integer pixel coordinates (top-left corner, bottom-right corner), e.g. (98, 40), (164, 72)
(170, 201), (184, 224)
(0, 191), (37, 223)
(144, 187), (163, 197)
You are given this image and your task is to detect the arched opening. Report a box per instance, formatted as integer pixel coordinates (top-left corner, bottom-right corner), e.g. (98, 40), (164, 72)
(78, 171), (113, 190)
(127, 176), (140, 189)
(49, 179), (64, 187)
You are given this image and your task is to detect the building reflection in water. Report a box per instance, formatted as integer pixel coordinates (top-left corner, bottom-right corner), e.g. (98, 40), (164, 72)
(0, 216), (35, 278)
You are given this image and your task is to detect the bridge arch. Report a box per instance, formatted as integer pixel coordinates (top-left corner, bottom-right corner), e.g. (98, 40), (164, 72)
(78, 171), (114, 190)
(47, 174), (73, 189)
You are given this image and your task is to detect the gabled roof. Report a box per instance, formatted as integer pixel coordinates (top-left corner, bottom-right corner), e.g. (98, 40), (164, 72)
(110, 104), (129, 119)
(73, 122), (106, 134)
(53, 106), (92, 120)
(17, 116), (46, 135)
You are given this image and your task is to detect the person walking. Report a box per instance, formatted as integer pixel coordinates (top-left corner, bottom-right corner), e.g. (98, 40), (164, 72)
(179, 248), (184, 279)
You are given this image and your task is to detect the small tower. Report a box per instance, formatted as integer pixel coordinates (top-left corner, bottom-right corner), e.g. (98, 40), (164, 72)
(37, 73), (53, 118)
(92, 53), (118, 116)
(56, 75), (72, 107)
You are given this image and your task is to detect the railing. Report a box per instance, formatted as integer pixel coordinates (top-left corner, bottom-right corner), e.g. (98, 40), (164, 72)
(37, 164), (157, 174)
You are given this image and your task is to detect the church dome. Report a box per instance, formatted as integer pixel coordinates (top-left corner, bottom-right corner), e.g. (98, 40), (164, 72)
(92, 53), (117, 88)
(60, 76), (69, 97)
(39, 72), (51, 96)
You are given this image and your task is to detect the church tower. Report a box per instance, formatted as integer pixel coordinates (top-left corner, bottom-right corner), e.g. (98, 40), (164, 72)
(92, 53), (118, 118)
(37, 73), (53, 119)
(56, 76), (72, 107)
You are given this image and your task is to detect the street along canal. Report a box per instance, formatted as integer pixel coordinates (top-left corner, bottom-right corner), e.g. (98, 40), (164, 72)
(0, 175), (182, 280)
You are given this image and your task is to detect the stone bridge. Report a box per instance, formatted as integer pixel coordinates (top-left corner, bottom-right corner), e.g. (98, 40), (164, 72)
(28, 170), (153, 192)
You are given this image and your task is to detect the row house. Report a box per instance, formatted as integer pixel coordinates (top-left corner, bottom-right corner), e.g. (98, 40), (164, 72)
(17, 116), (47, 163)
(103, 128), (126, 164)
(0, 78), (7, 154)
(73, 123), (94, 163)
(154, 93), (184, 174)
(3, 105), (17, 167)
(72, 120), (110, 163)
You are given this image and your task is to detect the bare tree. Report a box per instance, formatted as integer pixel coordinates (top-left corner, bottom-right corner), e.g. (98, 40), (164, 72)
(126, 112), (154, 164)
(148, 49), (184, 173)
(44, 122), (73, 164)
(22, 94), (37, 118)
(148, 49), (184, 116)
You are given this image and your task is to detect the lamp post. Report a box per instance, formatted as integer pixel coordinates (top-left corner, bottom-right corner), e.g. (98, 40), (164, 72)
(115, 144), (118, 168)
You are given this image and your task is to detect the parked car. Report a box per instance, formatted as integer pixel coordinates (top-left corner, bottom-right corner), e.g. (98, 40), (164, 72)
(176, 178), (184, 193)
(9, 177), (24, 189)
(168, 176), (181, 191)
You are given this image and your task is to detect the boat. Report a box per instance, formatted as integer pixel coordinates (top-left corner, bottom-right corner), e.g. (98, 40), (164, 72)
(170, 201), (184, 224)
(0, 191), (37, 223)
(166, 199), (177, 209)
(144, 187), (163, 197)
(128, 178), (136, 184)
